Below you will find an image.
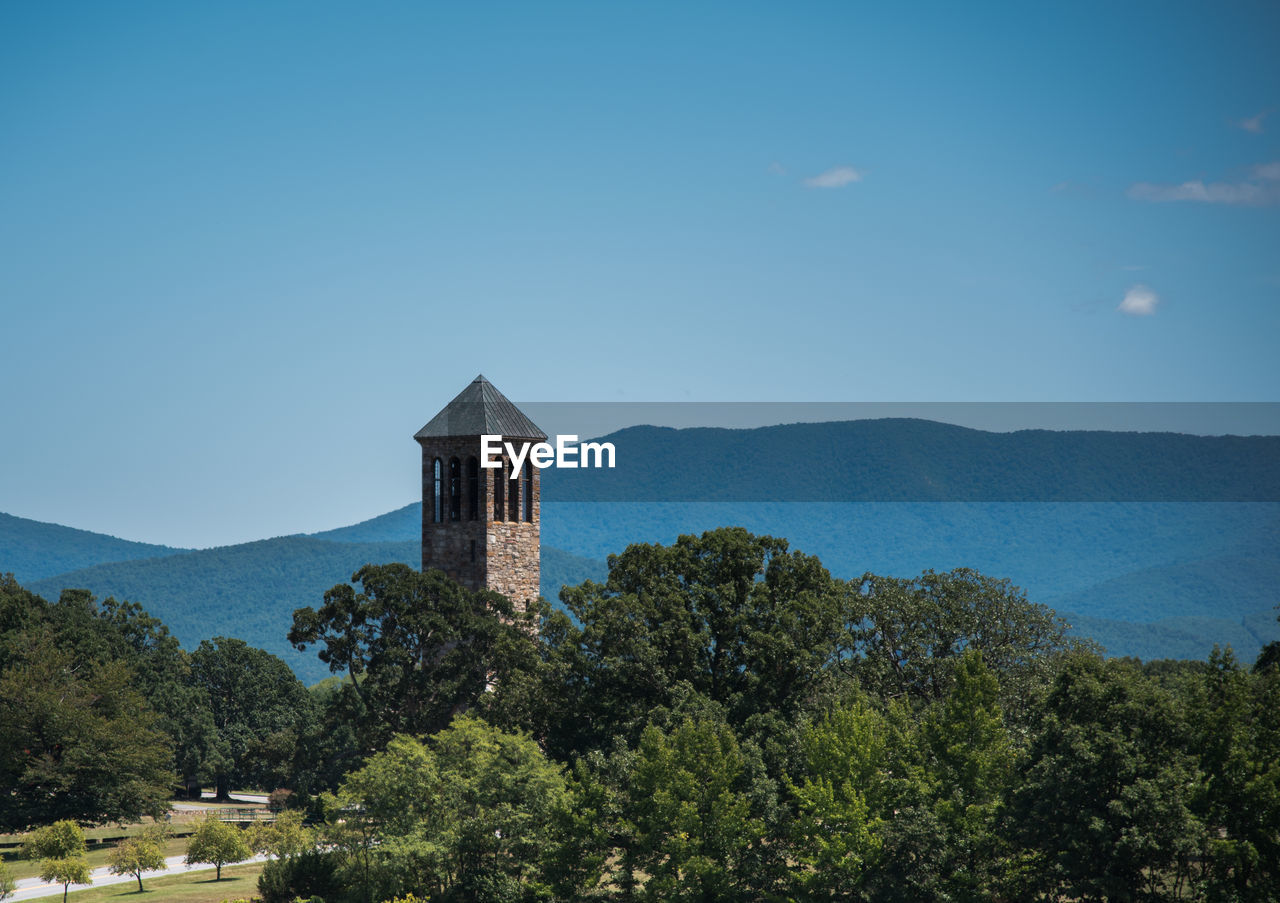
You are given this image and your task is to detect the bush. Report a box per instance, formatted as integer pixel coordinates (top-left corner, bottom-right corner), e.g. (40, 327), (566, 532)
(267, 788), (294, 812)
(257, 850), (341, 903)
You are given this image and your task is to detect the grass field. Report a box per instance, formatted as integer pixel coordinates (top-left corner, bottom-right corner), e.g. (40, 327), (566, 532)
(57, 860), (267, 902)
(2, 836), (192, 882)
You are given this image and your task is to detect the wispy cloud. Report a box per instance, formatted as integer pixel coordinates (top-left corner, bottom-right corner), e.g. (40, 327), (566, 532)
(1252, 161), (1280, 181)
(1127, 161), (1280, 206)
(803, 166), (863, 189)
(768, 161), (787, 176)
(1238, 109), (1271, 133)
(1118, 284), (1159, 316)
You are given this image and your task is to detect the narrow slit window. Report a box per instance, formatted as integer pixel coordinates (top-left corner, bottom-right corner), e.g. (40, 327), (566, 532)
(433, 458), (442, 523)
(523, 460), (533, 522)
(493, 459), (505, 521)
(448, 457), (461, 521)
(508, 460), (520, 522)
(467, 457), (479, 520)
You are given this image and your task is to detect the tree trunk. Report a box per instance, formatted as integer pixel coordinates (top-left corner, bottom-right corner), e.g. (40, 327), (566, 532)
(216, 862), (222, 880)
(137, 871), (144, 892)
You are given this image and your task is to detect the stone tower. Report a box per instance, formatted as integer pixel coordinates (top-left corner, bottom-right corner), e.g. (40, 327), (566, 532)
(414, 375), (544, 609)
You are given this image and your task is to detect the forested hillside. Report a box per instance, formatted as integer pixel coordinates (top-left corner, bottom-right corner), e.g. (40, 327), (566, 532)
(6, 420), (1278, 674)
(0, 510), (182, 582)
(540, 419), (1280, 501)
(309, 498), (1280, 661)
(23, 533), (606, 683)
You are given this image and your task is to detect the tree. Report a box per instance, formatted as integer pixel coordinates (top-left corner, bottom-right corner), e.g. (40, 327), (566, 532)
(920, 650), (1016, 902)
(789, 697), (888, 900)
(185, 816), (251, 880)
(189, 636), (314, 799)
(22, 821), (90, 903)
(526, 528), (847, 759)
(0, 579), (174, 831)
(0, 861), (14, 901)
(1186, 647), (1280, 900)
(1012, 654), (1205, 902)
(40, 860), (91, 903)
(326, 716), (567, 903)
(851, 568), (1074, 720)
(289, 564), (537, 751)
(624, 717), (767, 903)
(106, 826), (169, 892)
(248, 810), (312, 859)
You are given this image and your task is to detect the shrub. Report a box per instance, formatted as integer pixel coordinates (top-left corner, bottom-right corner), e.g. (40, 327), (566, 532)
(257, 850), (341, 903)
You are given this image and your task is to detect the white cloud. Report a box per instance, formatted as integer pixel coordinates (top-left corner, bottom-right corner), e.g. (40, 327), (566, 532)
(1127, 165), (1280, 207)
(1252, 161), (1280, 181)
(768, 161), (787, 176)
(1239, 110), (1270, 133)
(803, 166), (863, 188)
(1118, 284), (1159, 316)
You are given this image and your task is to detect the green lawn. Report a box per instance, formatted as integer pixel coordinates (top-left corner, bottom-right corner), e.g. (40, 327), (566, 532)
(3, 836), (192, 883)
(57, 860), (267, 903)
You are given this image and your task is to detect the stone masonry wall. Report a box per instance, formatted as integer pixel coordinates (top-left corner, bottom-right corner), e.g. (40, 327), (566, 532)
(418, 434), (540, 614)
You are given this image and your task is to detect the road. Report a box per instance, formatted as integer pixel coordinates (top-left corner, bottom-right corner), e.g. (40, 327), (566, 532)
(9, 853), (270, 901)
(9, 794), (272, 901)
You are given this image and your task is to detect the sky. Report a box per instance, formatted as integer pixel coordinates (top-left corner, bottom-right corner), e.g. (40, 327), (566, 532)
(1, 1), (1278, 547)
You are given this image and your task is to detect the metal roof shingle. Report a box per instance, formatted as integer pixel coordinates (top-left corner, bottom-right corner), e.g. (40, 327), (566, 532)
(413, 375), (547, 440)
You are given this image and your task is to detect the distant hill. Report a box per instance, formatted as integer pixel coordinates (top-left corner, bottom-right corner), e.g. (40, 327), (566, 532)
(311, 504), (420, 543)
(26, 535), (610, 684)
(539, 501), (1280, 662)
(0, 511), (183, 583)
(8, 418), (1279, 677)
(1059, 611), (1274, 662)
(325, 498), (1280, 663)
(28, 536), (412, 682)
(541, 420), (1280, 502)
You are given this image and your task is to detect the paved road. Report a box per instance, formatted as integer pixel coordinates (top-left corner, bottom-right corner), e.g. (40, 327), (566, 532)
(9, 852), (270, 901)
(9, 794), (272, 900)
(171, 790), (270, 812)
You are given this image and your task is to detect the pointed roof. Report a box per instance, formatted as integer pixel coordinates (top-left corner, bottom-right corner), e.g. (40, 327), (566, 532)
(414, 374), (547, 440)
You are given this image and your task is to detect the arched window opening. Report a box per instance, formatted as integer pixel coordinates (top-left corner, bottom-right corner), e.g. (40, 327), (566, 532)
(523, 460), (533, 522)
(508, 463), (520, 522)
(432, 458), (442, 523)
(467, 457), (479, 520)
(448, 457), (461, 522)
(493, 459), (505, 521)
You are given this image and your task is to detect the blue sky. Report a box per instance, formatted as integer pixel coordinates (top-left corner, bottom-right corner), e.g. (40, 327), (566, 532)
(1, 1), (1278, 547)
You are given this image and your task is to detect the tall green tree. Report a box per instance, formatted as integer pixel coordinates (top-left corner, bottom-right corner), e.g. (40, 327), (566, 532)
(788, 696), (889, 900)
(623, 717), (768, 903)
(0, 636), (172, 830)
(0, 576), (202, 823)
(523, 528), (847, 760)
(920, 650), (1016, 902)
(852, 568), (1073, 719)
(1186, 648), (1280, 901)
(1012, 654), (1205, 902)
(290, 564), (537, 751)
(189, 636), (314, 798)
(326, 716), (567, 903)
